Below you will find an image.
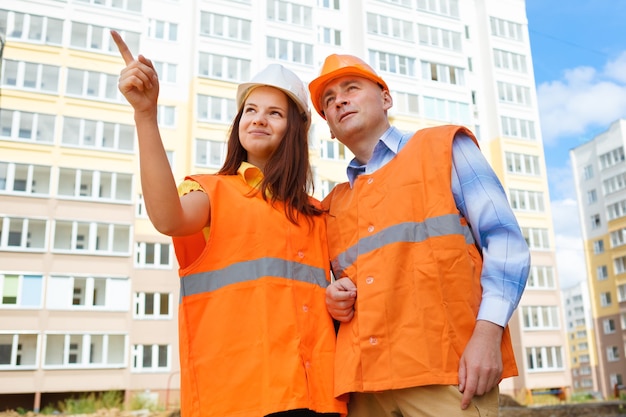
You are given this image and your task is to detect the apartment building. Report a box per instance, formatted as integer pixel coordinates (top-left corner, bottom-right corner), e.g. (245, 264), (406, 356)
(562, 280), (602, 396)
(571, 119), (626, 399)
(0, 0), (570, 410)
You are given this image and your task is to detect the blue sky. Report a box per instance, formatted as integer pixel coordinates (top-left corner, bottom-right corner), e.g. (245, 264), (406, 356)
(525, 1), (626, 288)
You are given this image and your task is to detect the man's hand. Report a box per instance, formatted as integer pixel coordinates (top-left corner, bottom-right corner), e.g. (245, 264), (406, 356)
(458, 320), (504, 409)
(110, 30), (159, 115)
(325, 277), (357, 322)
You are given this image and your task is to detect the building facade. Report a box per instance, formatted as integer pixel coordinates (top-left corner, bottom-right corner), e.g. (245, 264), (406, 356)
(571, 119), (626, 399)
(562, 280), (602, 396)
(0, 0), (570, 411)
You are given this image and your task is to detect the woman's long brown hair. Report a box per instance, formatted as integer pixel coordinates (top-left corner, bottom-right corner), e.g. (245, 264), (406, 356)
(218, 92), (322, 224)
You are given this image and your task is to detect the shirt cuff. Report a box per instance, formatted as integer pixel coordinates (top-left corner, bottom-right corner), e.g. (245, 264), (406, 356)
(477, 296), (515, 328)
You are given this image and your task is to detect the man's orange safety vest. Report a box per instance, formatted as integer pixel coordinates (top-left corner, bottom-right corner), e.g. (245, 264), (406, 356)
(322, 125), (517, 396)
(173, 173), (347, 417)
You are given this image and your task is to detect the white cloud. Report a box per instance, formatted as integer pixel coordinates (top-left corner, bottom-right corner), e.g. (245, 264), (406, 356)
(537, 50), (626, 146)
(550, 198), (586, 289)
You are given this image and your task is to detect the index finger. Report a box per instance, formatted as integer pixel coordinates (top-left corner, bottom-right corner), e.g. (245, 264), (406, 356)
(110, 30), (134, 65)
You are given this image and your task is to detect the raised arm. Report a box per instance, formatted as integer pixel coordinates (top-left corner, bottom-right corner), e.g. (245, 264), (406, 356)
(111, 31), (210, 236)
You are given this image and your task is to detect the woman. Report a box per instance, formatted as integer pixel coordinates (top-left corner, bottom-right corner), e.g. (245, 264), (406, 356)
(111, 31), (346, 417)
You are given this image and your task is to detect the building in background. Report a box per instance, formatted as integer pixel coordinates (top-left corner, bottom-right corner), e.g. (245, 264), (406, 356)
(571, 118), (626, 399)
(562, 280), (602, 396)
(0, 0), (571, 410)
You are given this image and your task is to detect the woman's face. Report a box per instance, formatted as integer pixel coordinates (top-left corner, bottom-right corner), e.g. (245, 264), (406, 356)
(238, 86), (289, 170)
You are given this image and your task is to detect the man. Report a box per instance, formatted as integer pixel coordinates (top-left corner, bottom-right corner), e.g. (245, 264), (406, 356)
(309, 54), (530, 416)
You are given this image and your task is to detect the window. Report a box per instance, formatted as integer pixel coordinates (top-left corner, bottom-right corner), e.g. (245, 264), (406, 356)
(613, 256), (626, 278)
(522, 306), (560, 330)
(0, 109), (56, 144)
(586, 189), (598, 204)
(53, 220), (131, 255)
(200, 12), (251, 41)
(153, 61), (178, 84)
(497, 81), (532, 106)
(489, 16), (523, 41)
(599, 147), (625, 170)
(317, 26), (342, 46)
(618, 284), (626, 302)
(391, 91), (419, 115)
(2, 60), (60, 93)
(0, 216), (47, 250)
(607, 346), (620, 362)
(603, 172), (626, 195)
(603, 318), (616, 334)
(600, 291), (612, 307)
(320, 180), (338, 199)
(583, 165), (594, 180)
(369, 50), (415, 77)
(367, 13), (413, 42)
(422, 96), (471, 125)
(73, 0), (142, 11)
(198, 53), (251, 82)
(197, 95), (236, 123)
(610, 229), (626, 248)
(57, 168), (133, 202)
(0, 274), (43, 307)
(526, 346), (564, 371)
(597, 265), (608, 280)
(62, 117), (134, 152)
(526, 266), (555, 289)
(591, 214), (601, 230)
(135, 242), (172, 268)
(70, 22), (139, 54)
(195, 139), (225, 168)
(267, 1), (312, 27)
(505, 152), (540, 176)
(266, 37), (313, 65)
(421, 61), (465, 86)
(320, 139), (348, 161)
(521, 227), (550, 249)
(0, 162), (52, 195)
(417, 24), (461, 51)
(607, 199), (626, 220)
(416, 0), (460, 18)
(509, 189), (545, 212)
(318, 0), (340, 10)
(501, 116), (536, 140)
(46, 275), (129, 310)
(134, 292), (171, 319)
(132, 344), (170, 371)
(44, 333), (126, 368)
(66, 68), (121, 101)
(493, 49), (527, 73)
(2, 10), (63, 45)
(157, 105), (176, 127)
(148, 19), (177, 41)
(0, 333), (38, 369)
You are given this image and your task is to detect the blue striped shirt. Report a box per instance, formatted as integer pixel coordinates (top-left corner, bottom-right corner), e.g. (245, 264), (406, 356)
(345, 126), (529, 327)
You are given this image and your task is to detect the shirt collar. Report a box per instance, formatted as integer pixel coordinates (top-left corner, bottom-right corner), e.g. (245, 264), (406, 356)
(237, 161), (264, 189)
(346, 126), (405, 186)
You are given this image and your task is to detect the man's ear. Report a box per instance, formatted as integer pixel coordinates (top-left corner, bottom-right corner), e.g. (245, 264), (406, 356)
(382, 90), (393, 111)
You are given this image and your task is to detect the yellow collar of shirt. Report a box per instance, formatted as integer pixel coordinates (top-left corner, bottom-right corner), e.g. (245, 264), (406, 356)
(238, 161), (264, 189)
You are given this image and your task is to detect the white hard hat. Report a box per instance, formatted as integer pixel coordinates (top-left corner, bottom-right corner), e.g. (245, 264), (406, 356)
(237, 64), (311, 126)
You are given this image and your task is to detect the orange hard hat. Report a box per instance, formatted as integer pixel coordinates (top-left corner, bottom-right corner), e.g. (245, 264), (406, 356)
(309, 54), (389, 118)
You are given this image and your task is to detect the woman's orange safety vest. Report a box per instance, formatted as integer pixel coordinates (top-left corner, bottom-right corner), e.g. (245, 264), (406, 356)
(173, 173), (347, 417)
(322, 125), (517, 396)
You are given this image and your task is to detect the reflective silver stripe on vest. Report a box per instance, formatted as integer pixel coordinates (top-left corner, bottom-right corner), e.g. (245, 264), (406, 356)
(331, 214), (475, 278)
(180, 257), (328, 299)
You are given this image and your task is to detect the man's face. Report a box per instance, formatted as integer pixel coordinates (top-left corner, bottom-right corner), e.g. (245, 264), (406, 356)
(319, 75), (392, 142)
